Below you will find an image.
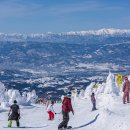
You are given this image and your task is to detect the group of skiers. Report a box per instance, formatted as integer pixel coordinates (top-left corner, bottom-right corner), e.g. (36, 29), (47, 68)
(7, 92), (74, 129)
(46, 92), (74, 130)
(7, 76), (130, 129)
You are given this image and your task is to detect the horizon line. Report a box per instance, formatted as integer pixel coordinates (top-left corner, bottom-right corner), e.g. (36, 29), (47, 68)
(1, 28), (130, 35)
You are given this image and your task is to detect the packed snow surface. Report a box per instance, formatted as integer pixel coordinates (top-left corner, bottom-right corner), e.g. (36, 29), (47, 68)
(1, 98), (130, 130)
(0, 72), (130, 130)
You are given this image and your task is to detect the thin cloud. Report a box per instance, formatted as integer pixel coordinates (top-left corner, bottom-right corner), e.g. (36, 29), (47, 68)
(0, 0), (43, 19)
(48, 1), (101, 14)
(46, 1), (123, 15)
(0, 0), (124, 19)
(121, 17), (130, 23)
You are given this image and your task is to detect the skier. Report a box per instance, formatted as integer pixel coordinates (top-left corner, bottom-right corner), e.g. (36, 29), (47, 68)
(123, 76), (130, 104)
(58, 92), (74, 130)
(8, 100), (20, 128)
(46, 98), (51, 109)
(46, 101), (56, 120)
(91, 92), (97, 111)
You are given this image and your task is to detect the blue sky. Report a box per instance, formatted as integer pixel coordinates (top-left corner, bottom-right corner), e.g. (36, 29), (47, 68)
(0, 0), (130, 33)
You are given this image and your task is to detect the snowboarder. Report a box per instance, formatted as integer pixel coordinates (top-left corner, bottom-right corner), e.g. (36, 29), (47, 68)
(58, 92), (74, 130)
(123, 76), (130, 104)
(8, 100), (20, 128)
(46, 101), (56, 120)
(91, 92), (97, 111)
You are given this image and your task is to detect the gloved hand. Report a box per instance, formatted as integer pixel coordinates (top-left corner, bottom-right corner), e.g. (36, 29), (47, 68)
(72, 111), (74, 115)
(18, 114), (21, 119)
(8, 113), (10, 116)
(55, 113), (57, 115)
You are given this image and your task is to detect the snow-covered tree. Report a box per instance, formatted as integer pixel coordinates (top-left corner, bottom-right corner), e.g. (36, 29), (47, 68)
(0, 82), (38, 108)
(104, 72), (120, 95)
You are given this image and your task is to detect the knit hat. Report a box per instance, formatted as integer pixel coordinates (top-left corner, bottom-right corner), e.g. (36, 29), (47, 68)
(67, 92), (71, 97)
(51, 101), (55, 104)
(14, 100), (17, 104)
(92, 92), (95, 95)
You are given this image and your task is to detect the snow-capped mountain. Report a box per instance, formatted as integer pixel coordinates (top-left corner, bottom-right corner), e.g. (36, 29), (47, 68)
(0, 28), (130, 42)
(0, 28), (130, 98)
(64, 28), (130, 36)
(0, 29), (130, 70)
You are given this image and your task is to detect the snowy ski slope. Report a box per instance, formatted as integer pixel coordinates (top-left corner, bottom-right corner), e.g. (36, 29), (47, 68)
(0, 72), (130, 130)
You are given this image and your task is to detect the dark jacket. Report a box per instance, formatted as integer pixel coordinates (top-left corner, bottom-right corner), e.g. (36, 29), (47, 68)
(62, 97), (73, 113)
(91, 95), (96, 103)
(9, 104), (20, 120)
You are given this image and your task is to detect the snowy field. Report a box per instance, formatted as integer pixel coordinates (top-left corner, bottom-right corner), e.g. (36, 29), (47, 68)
(0, 72), (130, 130)
(0, 97), (130, 130)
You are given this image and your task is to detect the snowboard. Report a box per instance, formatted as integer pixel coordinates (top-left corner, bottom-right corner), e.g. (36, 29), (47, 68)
(66, 126), (72, 129)
(3, 126), (26, 128)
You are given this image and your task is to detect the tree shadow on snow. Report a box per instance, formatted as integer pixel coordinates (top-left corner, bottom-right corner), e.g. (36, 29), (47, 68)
(73, 114), (99, 129)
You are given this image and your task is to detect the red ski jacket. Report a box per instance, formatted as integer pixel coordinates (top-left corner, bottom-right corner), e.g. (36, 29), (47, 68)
(62, 97), (74, 113)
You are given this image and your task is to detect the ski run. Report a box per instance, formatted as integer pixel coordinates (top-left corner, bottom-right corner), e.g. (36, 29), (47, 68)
(0, 72), (130, 130)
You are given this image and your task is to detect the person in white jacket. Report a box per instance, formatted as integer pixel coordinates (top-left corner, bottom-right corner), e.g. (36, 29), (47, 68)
(46, 101), (55, 120)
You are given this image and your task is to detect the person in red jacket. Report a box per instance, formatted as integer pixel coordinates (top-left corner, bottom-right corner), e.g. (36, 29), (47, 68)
(123, 76), (130, 104)
(58, 92), (74, 130)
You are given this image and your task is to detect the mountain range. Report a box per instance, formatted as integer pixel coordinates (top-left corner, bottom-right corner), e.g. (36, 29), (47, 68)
(0, 28), (130, 98)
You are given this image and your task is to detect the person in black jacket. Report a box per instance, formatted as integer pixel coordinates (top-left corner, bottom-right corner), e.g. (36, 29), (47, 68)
(8, 100), (20, 127)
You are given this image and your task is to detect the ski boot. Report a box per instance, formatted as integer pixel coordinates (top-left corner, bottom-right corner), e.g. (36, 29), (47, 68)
(8, 120), (12, 128)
